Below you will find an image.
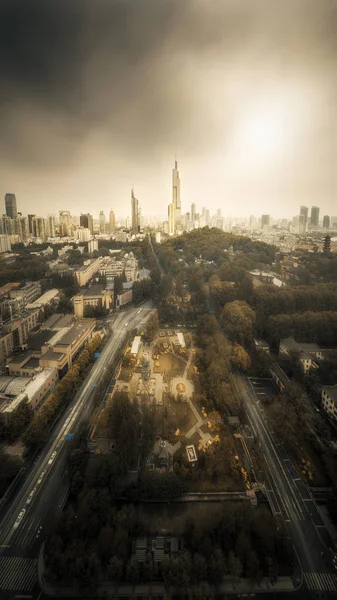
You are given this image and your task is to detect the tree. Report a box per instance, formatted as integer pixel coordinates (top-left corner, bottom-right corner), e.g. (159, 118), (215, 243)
(143, 311), (159, 343)
(231, 343), (251, 372)
(107, 556), (123, 581)
(222, 301), (256, 346)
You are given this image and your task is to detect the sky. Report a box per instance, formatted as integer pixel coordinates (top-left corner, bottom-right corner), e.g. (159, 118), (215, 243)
(1, 0), (337, 220)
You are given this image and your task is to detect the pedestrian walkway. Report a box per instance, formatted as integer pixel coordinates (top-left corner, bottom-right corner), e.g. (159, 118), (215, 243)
(304, 572), (337, 592)
(0, 556), (38, 591)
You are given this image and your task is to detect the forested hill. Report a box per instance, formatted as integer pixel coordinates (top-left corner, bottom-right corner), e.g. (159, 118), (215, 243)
(159, 227), (277, 265)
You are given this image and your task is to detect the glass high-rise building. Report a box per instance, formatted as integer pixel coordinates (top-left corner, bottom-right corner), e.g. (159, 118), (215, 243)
(5, 193), (17, 220)
(310, 206), (320, 227)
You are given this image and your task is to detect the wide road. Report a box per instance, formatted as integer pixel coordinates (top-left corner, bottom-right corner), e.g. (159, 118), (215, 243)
(0, 303), (154, 598)
(233, 373), (337, 598)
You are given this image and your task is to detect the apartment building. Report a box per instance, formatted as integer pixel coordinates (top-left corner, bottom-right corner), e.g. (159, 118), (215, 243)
(0, 308), (41, 367)
(321, 385), (337, 423)
(10, 281), (42, 306)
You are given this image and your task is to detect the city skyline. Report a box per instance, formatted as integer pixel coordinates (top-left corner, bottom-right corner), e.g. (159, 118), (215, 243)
(1, 1), (337, 218)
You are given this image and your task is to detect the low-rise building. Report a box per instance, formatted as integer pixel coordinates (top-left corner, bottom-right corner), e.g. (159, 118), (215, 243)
(9, 281), (42, 306)
(74, 258), (102, 286)
(270, 364), (290, 393)
(0, 308), (41, 367)
(0, 368), (58, 425)
(25, 288), (60, 310)
(279, 337), (322, 372)
(39, 318), (96, 373)
(321, 384), (337, 422)
(73, 284), (113, 318)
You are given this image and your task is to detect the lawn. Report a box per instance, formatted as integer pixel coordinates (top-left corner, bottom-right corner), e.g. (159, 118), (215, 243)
(154, 353), (185, 379)
(154, 396), (197, 442)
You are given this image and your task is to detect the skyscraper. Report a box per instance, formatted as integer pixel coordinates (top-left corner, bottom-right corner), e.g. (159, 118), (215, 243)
(109, 210), (115, 233)
(261, 214), (270, 228)
(131, 189), (139, 234)
(59, 211), (72, 236)
(99, 211), (106, 234)
(323, 215), (330, 229)
(191, 203), (196, 222)
(172, 160), (181, 228)
(80, 213), (93, 235)
(5, 193), (17, 220)
(28, 214), (36, 235)
(300, 205), (309, 227)
(48, 216), (56, 237)
(310, 206), (320, 227)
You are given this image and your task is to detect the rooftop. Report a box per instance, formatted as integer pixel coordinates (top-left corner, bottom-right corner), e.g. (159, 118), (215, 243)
(1, 368), (57, 414)
(0, 376), (30, 396)
(81, 284), (104, 297)
(56, 319), (95, 347)
(26, 289), (60, 309)
(322, 384), (337, 403)
(40, 348), (66, 362)
(41, 313), (73, 330)
(0, 282), (20, 298)
(28, 330), (55, 351)
(270, 363), (290, 387)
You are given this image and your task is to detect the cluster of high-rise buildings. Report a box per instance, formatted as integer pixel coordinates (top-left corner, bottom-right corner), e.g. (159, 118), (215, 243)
(0, 194), (118, 248)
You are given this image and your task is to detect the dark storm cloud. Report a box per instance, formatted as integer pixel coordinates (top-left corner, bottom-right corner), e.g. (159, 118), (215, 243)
(0, 0), (334, 167)
(1, 0), (337, 218)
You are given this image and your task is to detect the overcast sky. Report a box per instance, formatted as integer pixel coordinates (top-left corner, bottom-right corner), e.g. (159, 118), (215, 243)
(1, 0), (337, 219)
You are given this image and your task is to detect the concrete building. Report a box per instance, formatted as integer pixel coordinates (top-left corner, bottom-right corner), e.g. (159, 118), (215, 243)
(0, 368), (58, 425)
(80, 213), (94, 234)
(0, 235), (11, 253)
(73, 284), (113, 318)
(10, 282), (42, 307)
(172, 160), (181, 228)
(77, 227), (91, 242)
(33, 216), (47, 240)
(131, 189), (140, 234)
(99, 211), (106, 233)
(0, 216), (13, 236)
(0, 308), (41, 367)
(310, 206), (320, 228)
(261, 214), (270, 228)
(109, 210), (115, 233)
(48, 216), (56, 237)
(59, 211), (72, 237)
(39, 318), (96, 373)
(270, 364), (290, 393)
(5, 194), (17, 220)
(279, 337), (323, 362)
(25, 289), (60, 310)
(88, 239), (98, 253)
(74, 258), (102, 286)
(168, 202), (175, 236)
(321, 385), (337, 422)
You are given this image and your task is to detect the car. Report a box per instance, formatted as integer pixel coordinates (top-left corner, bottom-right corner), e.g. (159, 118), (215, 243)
(37, 470), (46, 485)
(13, 509), (26, 529)
(137, 309), (142, 314)
(26, 488), (37, 505)
(124, 322), (128, 327)
(48, 451), (57, 465)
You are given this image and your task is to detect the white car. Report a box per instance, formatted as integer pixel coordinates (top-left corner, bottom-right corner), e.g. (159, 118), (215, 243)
(137, 309), (142, 314)
(37, 470), (46, 485)
(48, 451), (57, 465)
(13, 509), (26, 529)
(26, 488), (36, 505)
(125, 322), (128, 327)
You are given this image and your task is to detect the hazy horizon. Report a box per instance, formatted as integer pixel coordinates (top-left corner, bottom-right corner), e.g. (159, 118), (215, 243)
(1, 0), (337, 219)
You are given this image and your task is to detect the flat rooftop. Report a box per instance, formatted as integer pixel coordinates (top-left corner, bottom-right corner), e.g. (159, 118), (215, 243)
(40, 348), (66, 362)
(56, 320), (94, 347)
(28, 330), (55, 351)
(81, 284), (104, 296)
(41, 313), (73, 330)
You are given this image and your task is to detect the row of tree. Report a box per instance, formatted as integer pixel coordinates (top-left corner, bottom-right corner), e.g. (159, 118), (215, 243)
(267, 310), (337, 345)
(23, 335), (102, 449)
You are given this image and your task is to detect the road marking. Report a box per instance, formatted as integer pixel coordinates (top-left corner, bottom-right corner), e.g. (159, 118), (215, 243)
(0, 556), (37, 591)
(304, 572), (337, 591)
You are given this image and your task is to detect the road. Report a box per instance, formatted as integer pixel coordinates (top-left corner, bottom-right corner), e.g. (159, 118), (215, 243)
(0, 303), (154, 599)
(233, 372), (337, 598)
